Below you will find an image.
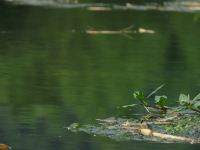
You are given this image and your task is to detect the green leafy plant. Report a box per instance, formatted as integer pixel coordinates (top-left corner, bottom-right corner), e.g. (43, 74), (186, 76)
(155, 95), (167, 107)
(127, 84), (200, 114)
(133, 91), (147, 106)
(178, 93), (200, 113)
(193, 101), (200, 111)
(132, 84), (168, 114)
(179, 94), (190, 106)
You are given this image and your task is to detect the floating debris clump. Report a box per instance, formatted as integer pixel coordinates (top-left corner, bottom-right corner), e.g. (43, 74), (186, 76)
(68, 85), (200, 144)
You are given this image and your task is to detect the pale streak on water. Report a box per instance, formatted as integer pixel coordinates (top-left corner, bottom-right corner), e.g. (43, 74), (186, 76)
(4, 0), (200, 12)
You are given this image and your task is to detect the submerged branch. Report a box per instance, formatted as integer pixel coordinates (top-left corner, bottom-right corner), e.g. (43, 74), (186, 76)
(86, 30), (135, 34)
(86, 27), (155, 35)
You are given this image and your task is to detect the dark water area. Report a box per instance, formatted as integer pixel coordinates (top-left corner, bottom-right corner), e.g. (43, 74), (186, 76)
(0, 2), (200, 150)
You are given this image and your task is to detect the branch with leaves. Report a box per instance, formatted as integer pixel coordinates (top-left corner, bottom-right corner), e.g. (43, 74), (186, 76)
(122, 84), (200, 114)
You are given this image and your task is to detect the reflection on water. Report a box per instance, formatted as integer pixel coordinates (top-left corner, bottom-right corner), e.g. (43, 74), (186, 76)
(0, 2), (200, 150)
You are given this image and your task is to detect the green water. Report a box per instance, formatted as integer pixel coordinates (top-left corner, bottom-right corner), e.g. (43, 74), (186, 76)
(0, 1), (200, 150)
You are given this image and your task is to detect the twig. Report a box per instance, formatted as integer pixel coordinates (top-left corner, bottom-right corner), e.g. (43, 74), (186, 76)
(144, 106), (151, 113)
(147, 84), (165, 98)
(85, 30), (136, 34)
(120, 25), (134, 31)
(121, 33), (134, 40)
(121, 121), (171, 127)
(156, 115), (178, 122)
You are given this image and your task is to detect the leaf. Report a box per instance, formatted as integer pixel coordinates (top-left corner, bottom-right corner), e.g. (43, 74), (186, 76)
(192, 93), (200, 102)
(192, 101), (200, 110)
(147, 84), (165, 98)
(121, 104), (138, 108)
(133, 91), (145, 101)
(133, 91), (147, 105)
(155, 95), (167, 107)
(69, 123), (80, 129)
(179, 93), (190, 106)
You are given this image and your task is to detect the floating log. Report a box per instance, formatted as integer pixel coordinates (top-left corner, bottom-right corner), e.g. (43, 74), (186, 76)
(140, 128), (200, 144)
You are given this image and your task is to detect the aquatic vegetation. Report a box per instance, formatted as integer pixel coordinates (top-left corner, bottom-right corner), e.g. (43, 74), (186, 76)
(68, 85), (200, 144)
(130, 84), (200, 114)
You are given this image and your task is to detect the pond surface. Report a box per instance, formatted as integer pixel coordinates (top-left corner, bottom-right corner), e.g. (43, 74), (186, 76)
(0, 0), (200, 150)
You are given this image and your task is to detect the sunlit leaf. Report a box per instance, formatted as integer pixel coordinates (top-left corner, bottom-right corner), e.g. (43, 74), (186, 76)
(133, 91), (147, 106)
(192, 93), (200, 102)
(192, 101), (200, 111)
(179, 94), (190, 106)
(133, 91), (145, 101)
(69, 123), (80, 129)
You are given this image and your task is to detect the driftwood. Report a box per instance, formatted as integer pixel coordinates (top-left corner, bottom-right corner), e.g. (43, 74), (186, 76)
(86, 26), (155, 35)
(121, 124), (200, 144)
(69, 116), (200, 144)
(86, 30), (136, 34)
(140, 128), (200, 144)
(86, 28), (155, 35)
